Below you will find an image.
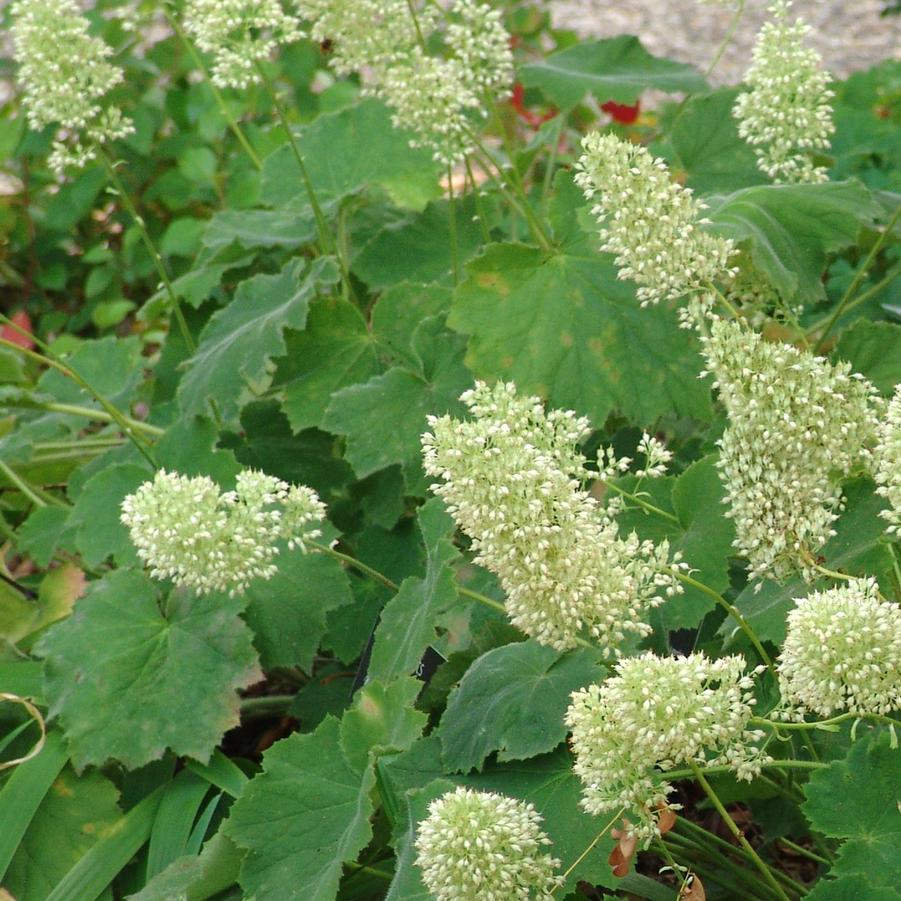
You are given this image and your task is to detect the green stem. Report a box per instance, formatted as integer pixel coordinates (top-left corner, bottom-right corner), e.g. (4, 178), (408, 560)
(96, 147), (195, 355)
(676, 572), (775, 674)
(345, 860), (394, 881)
(165, 10), (263, 170)
(753, 712), (900, 732)
(675, 817), (805, 895)
(690, 764), (791, 901)
(0, 318), (159, 468)
(541, 116), (565, 211)
(705, 0), (745, 78)
(239, 694), (295, 717)
(555, 807), (624, 891)
(806, 267), (899, 337)
(655, 836), (692, 895)
(814, 203), (901, 351)
(30, 401), (163, 437)
(0, 460), (48, 508)
(663, 759), (824, 782)
(465, 155), (492, 243)
(255, 63), (357, 302)
(777, 837), (830, 867)
(604, 480), (680, 524)
(447, 164), (459, 286)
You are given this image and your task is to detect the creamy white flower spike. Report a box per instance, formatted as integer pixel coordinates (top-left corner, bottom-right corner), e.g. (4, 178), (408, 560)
(422, 381), (685, 652)
(566, 652), (767, 844)
(733, 0), (835, 183)
(575, 132), (736, 308)
(11, 0), (134, 175)
(183, 0), (303, 88)
(414, 787), (563, 901)
(121, 469), (326, 595)
(701, 318), (881, 583)
(297, 0), (512, 164)
(778, 579), (901, 719)
(874, 385), (901, 535)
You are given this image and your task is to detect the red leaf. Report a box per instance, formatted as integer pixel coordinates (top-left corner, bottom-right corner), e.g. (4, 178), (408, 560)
(601, 100), (641, 125)
(1, 310), (35, 350)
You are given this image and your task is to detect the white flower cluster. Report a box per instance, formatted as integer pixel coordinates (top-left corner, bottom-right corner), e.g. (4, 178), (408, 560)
(121, 469), (326, 595)
(733, 0), (834, 184)
(566, 652), (767, 844)
(414, 787), (562, 901)
(183, 0), (303, 88)
(575, 133), (736, 308)
(297, 0), (512, 164)
(422, 381), (685, 652)
(778, 579), (901, 719)
(701, 318), (881, 583)
(636, 432), (674, 480)
(11, 0), (134, 175)
(874, 385), (901, 535)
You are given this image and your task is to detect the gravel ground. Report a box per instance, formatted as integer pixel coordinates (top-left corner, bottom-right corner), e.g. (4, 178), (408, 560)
(549, 0), (901, 85)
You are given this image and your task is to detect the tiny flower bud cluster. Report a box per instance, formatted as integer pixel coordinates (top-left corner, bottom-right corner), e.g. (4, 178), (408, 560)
(874, 385), (901, 535)
(701, 318), (881, 583)
(121, 469), (326, 595)
(778, 579), (901, 719)
(11, 0), (134, 175)
(575, 132), (736, 307)
(566, 652), (767, 843)
(733, 1), (834, 184)
(183, 0), (303, 88)
(414, 787), (562, 901)
(422, 382), (685, 652)
(635, 432), (673, 480)
(297, 0), (512, 164)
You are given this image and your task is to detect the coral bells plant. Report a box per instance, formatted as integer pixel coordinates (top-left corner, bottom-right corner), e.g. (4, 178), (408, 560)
(0, 2), (898, 900)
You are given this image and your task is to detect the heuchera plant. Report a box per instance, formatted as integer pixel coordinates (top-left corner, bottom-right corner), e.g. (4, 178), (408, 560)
(0, 1), (899, 899)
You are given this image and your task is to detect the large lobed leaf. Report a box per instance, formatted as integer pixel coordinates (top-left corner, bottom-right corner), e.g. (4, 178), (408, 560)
(38, 570), (262, 771)
(520, 36), (707, 110)
(178, 257), (339, 427)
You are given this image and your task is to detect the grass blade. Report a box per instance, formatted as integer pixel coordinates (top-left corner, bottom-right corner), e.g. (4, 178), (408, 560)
(0, 729), (68, 880)
(186, 749), (248, 799)
(146, 770), (211, 880)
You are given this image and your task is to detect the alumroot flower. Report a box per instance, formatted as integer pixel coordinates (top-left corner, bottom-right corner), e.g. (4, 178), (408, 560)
(700, 318), (881, 583)
(566, 652), (767, 844)
(298, 0), (512, 165)
(121, 469), (326, 595)
(183, 0), (303, 88)
(733, 0), (834, 184)
(778, 579), (901, 718)
(575, 132), (736, 307)
(874, 385), (901, 534)
(422, 381), (685, 652)
(414, 787), (562, 901)
(11, 0), (134, 175)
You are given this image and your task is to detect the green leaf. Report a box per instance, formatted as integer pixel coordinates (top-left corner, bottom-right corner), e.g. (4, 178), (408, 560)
(438, 642), (605, 772)
(367, 499), (460, 684)
(128, 833), (243, 901)
(201, 208), (317, 254)
(276, 297), (380, 433)
(707, 181), (880, 304)
(261, 99), (441, 212)
(154, 416), (242, 484)
(338, 677), (427, 772)
(0, 731), (69, 882)
(322, 317), (472, 493)
(225, 717), (376, 901)
(806, 876), (901, 901)
(146, 770), (213, 881)
(520, 36), (707, 110)
(242, 551), (354, 671)
(803, 732), (901, 891)
(5, 766), (122, 901)
(371, 283), (453, 369)
(728, 480), (894, 646)
(68, 463), (151, 568)
(36, 336), (143, 411)
(38, 571), (262, 771)
(15, 508), (71, 570)
(353, 197), (483, 290)
(669, 88), (768, 194)
(178, 257), (340, 427)
(834, 320), (901, 395)
(449, 241), (711, 426)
